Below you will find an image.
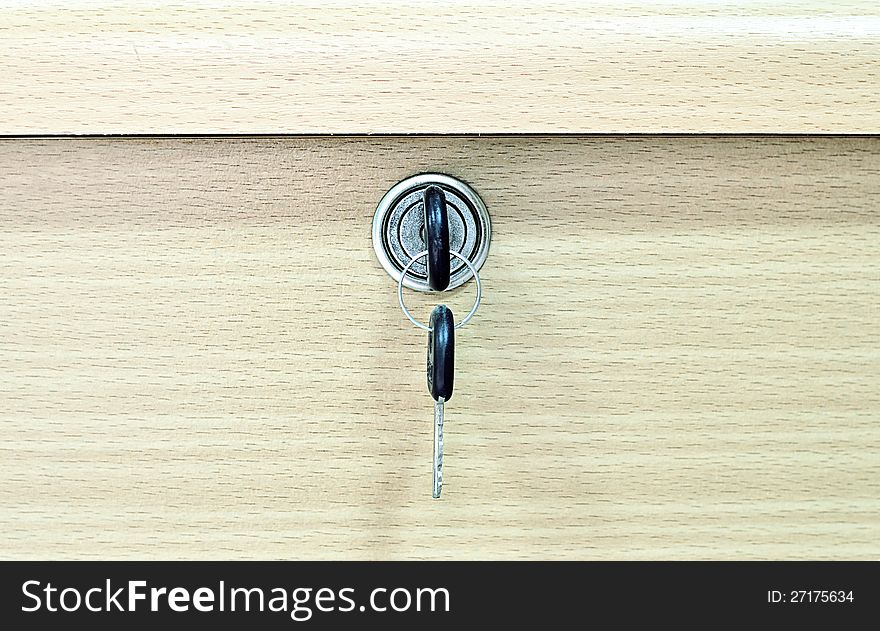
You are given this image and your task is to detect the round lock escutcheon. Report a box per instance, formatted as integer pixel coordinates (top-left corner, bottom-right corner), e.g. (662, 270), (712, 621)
(372, 174), (491, 292)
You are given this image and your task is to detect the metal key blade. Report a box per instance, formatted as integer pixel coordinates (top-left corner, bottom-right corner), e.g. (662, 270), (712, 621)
(433, 397), (444, 498)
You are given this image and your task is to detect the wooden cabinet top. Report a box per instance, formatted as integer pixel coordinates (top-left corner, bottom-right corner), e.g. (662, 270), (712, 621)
(2, 1), (878, 134)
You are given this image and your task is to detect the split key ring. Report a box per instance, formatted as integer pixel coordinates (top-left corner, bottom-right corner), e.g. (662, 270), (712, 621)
(397, 250), (482, 332)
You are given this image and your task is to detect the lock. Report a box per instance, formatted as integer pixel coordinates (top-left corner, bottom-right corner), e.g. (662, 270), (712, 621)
(375, 174), (488, 498)
(372, 173), (491, 292)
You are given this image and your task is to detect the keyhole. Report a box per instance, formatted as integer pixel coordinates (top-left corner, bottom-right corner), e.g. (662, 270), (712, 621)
(372, 173), (491, 292)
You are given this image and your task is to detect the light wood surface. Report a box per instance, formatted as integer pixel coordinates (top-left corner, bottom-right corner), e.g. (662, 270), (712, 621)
(1, 136), (878, 559)
(1, 1), (879, 134)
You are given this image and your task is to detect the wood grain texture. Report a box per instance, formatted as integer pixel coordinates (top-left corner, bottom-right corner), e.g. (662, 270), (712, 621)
(1, 136), (878, 559)
(1, 1), (879, 134)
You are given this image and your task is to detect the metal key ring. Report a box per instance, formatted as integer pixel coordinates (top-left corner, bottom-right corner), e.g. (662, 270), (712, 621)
(398, 250), (482, 332)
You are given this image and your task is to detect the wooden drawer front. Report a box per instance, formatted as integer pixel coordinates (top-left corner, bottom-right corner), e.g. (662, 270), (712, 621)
(1, 137), (878, 559)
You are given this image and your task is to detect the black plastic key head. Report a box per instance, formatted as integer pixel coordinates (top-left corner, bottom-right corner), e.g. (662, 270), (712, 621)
(423, 185), (450, 292)
(427, 304), (454, 402)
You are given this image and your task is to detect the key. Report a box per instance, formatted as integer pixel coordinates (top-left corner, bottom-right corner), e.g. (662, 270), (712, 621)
(423, 186), (450, 292)
(427, 304), (454, 498)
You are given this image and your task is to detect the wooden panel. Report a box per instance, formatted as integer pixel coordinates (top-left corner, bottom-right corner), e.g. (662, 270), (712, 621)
(0, 136), (878, 559)
(1, 1), (879, 134)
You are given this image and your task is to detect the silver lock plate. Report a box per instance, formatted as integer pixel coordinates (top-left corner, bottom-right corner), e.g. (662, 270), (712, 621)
(372, 173), (491, 292)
